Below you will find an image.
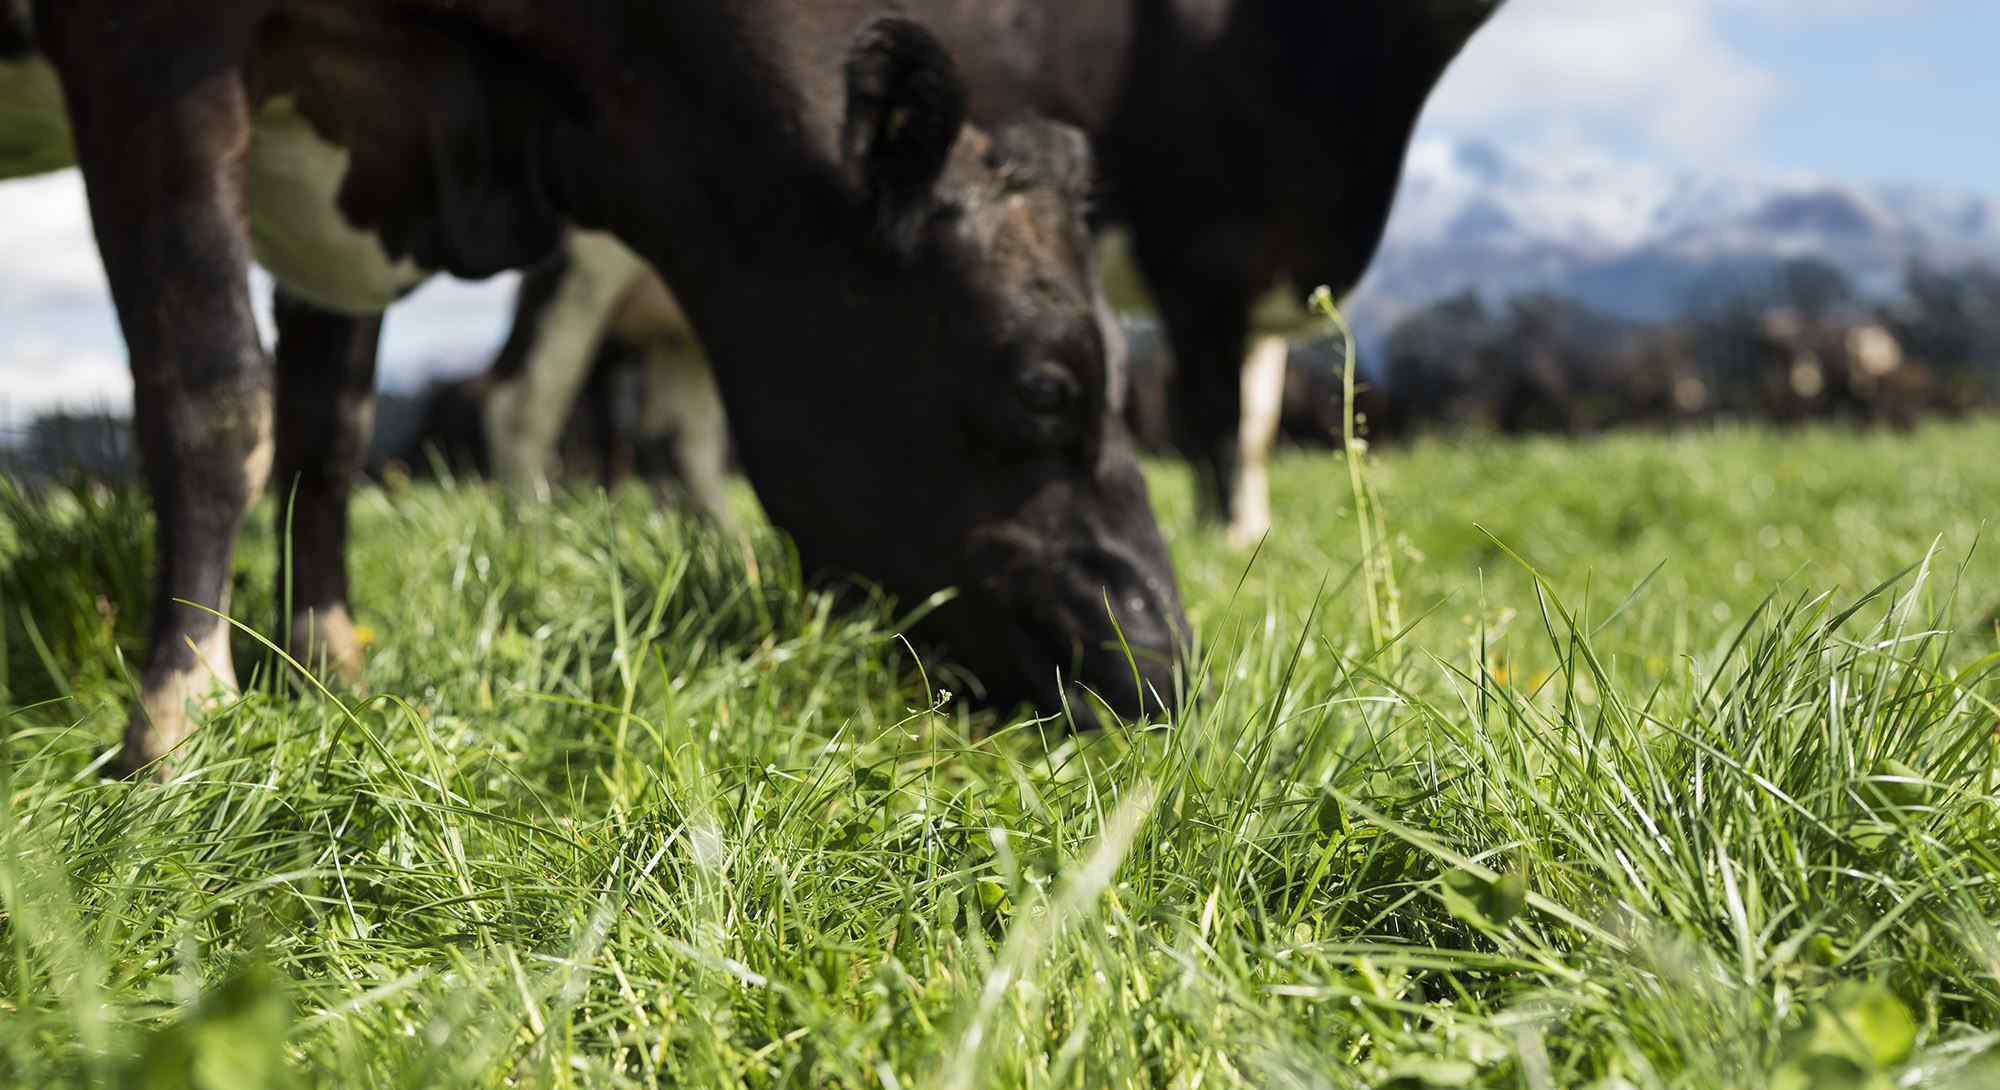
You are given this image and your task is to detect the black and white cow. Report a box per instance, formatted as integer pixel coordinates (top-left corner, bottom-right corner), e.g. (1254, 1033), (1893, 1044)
(460, 1), (1501, 548)
(6, 1), (1187, 775)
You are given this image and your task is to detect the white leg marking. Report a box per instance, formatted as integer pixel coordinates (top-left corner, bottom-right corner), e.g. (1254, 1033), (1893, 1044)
(126, 622), (239, 777)
(485, 229), (648, 498)
(1228, 335), (1287, 550)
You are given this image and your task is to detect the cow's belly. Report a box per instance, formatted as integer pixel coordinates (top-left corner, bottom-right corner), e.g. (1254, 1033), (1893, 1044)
(0, 58), (74, 180)
(246, 96), (430, 316)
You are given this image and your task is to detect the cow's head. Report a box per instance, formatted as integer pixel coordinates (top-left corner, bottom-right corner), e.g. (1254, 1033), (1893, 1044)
(707, 18), (1187, 724)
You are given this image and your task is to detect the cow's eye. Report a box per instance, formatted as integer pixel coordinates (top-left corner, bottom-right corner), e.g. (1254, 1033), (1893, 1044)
(1018, 365), (1080, 418)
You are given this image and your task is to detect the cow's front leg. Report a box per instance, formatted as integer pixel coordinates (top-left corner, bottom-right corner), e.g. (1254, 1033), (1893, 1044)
(271, 289), (382, 684)
(41, 8), (277, 776)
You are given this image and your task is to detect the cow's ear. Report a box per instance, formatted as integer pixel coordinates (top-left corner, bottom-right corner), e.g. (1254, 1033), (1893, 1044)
(841, 16), (968, 234)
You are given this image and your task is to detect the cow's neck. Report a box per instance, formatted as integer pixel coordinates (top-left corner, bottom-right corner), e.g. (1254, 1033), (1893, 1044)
(524, 3), (883, 380)
(578, 12), (861, 249)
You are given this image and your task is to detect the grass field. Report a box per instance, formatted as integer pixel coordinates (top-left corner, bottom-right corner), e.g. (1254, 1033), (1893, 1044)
(3, 419), (2000, 1088)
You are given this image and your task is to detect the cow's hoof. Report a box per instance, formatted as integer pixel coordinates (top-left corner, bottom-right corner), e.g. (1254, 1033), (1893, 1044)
(109, 671), (226, 781)
(108, 730), (180, 781)
(109, 627), (241, 780)
(285, 606), (369, 689)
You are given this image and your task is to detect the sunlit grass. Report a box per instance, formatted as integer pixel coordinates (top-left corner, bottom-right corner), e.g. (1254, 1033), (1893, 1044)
(3, 418), (2000, 1087)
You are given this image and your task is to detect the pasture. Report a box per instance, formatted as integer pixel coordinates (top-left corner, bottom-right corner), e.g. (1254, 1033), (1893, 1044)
(3, 419), (2000, 1088)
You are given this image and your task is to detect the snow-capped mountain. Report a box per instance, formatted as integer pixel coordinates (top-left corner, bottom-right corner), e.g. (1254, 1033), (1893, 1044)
(1343, 137), (2000, 348)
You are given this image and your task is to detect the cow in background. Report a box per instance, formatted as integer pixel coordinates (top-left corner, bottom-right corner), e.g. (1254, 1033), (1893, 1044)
(1750, 310), (1940, 431)
(1381, 292), (1711, 437)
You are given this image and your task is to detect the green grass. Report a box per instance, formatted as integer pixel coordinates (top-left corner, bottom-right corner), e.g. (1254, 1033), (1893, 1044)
(4, 419), (2000, 1088)
(0, 60), (75, 181)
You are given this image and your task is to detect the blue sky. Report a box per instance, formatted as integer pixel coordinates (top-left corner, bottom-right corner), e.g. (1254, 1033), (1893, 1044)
(1729, 3), (2000, 186)
(1, 0), (1996, 419)
(1425, 0), (2000, 189)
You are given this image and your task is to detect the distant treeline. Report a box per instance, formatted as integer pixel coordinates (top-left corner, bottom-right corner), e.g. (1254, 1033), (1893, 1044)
(1351, 256), (2000, 442)
(0, 408), (134, 482)
(0, 382), (612, 487)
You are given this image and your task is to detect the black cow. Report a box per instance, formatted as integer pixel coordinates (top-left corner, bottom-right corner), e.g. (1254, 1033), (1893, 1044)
(470, 1), (1501, 545)
(12, 1), (1185, 775)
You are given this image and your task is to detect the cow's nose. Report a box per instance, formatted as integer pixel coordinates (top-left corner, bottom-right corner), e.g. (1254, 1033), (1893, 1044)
(1046, 547), (1187, 722)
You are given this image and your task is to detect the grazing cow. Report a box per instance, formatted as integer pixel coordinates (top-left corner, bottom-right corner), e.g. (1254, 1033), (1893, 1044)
(1383, 292), (1729, 437)
(1751, 309), (1935, 431)
(469, 1), (1501, 546)
(585, 252), (734, 518)
(10, 1), (1186, 775)
(1619, 329), (1715, 430)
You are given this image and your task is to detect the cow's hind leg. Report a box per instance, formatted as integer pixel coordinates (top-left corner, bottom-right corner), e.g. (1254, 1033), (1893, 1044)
(642, 344), (736, 529)
(271, 289), (382, 684)
(484, 230), (646, 498)
(40, 5), (278, 775)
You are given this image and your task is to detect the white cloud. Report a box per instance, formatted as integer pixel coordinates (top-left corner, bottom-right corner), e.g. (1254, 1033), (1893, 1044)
(1426, 0), (1782, 164)
(0, 341), (130, 435)
(1722, 0), (1929, 21)
(0, 170), (515, 421)
(0, 171), (115, 306)
(1424, 0), (1934, 168)
(1392, 134), (1693, 252)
